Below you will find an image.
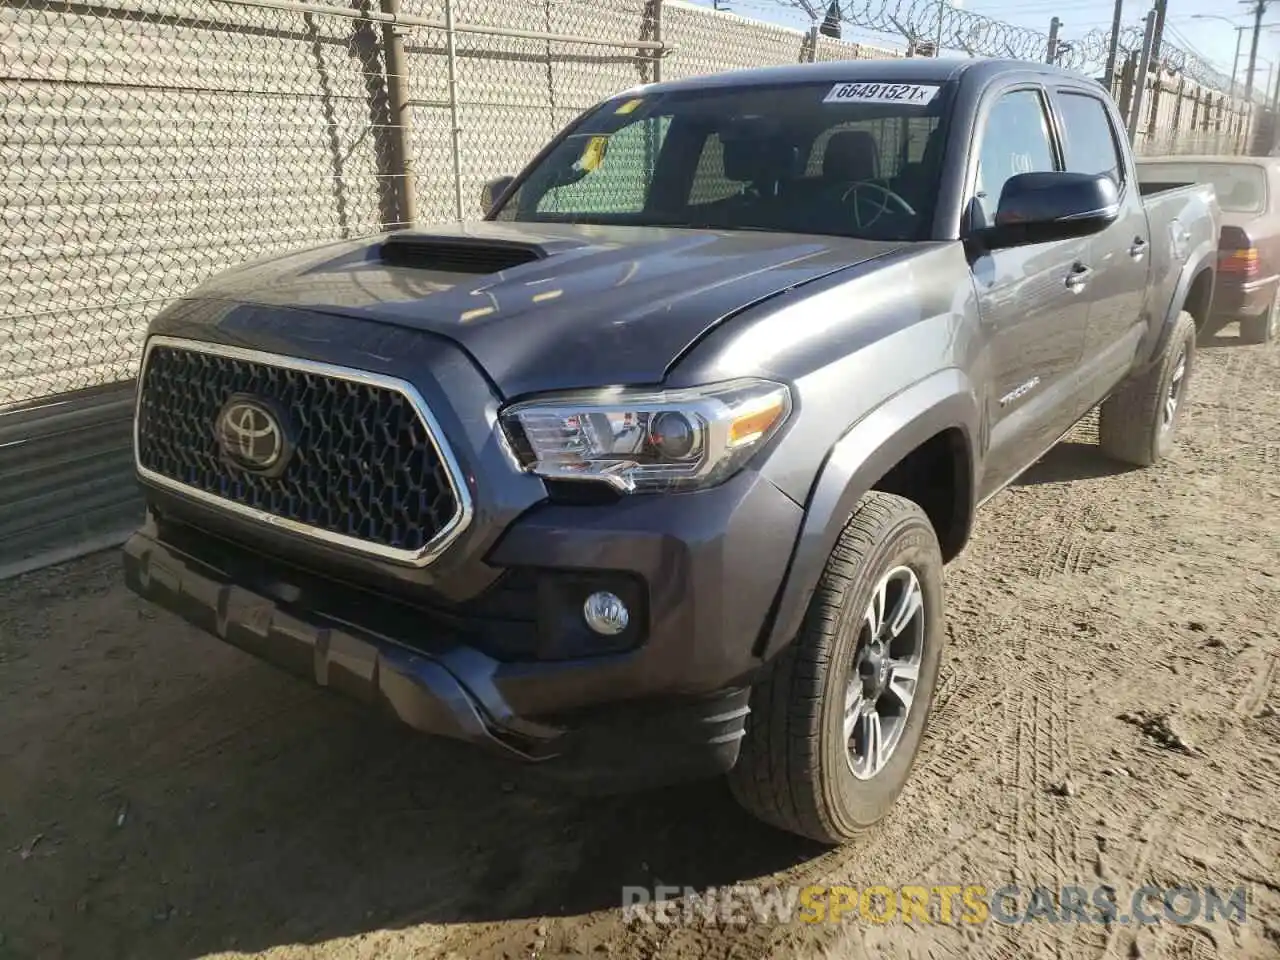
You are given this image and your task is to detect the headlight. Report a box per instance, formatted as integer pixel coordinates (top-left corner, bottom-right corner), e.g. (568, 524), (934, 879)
(499, 378), (792, 493)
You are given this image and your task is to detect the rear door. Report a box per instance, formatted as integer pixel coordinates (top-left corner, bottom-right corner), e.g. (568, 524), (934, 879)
(966, 84), (1093, 499)
(1049, 85), (1150, 413)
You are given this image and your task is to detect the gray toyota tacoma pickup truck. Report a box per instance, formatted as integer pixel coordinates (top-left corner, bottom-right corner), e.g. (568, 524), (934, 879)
(123, 58), (1219, 844)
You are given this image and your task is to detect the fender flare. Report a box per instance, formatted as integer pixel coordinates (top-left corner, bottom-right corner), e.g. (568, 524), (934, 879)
(756, 367), (981, 661)
(1143, 243), (1216, 367)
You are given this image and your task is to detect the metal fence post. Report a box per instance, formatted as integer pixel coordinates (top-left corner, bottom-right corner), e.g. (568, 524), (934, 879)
(444, 0), (465, 221)
(1118, 51), (1137, 122)
(654, 0), (664, 82)
(380, 0), (418, 228)
(1126, 9), (1156, 145)
(807, 24), (820, 62)
(1046, 17), (1059, 64)
(1169, 75), (1185, 152)
(1102, 0), (1124, 91)
(639, 0), (662, 82)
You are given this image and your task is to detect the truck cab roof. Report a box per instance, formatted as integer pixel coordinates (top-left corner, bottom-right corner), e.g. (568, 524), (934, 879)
(634, 57), (1099, 97)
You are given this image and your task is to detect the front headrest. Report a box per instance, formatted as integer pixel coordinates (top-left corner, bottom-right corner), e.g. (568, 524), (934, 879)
(823, 130), (880, 181)
(721, 130), (801, 185)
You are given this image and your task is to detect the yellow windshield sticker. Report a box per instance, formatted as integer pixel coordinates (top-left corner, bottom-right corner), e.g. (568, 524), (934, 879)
(575, 135), (610, 173)
(615, 97), (645, 115)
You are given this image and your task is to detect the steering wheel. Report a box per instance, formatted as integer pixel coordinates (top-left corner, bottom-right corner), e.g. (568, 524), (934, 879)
(828, 180), (917, 231)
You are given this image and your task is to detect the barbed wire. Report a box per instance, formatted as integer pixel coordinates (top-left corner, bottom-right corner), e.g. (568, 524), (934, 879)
(783, 0), (1239, 96)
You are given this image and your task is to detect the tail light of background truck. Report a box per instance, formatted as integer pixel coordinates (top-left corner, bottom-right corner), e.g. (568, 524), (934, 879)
(1219, 226), (1260, 279)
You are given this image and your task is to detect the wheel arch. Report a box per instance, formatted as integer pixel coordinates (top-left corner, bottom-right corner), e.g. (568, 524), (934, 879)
(754, 368), (980, 662)
(1144, 246), (1216, 364)
(1181, 264), (1214, 332)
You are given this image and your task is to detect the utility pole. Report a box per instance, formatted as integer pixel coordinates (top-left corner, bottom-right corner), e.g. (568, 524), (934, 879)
(936, 0), (945, 54)
(1047, 17), (1061, 64)
(1245, 0), (1268, 103)
(1191, 16), (1262, 98)
(1268, 61), (1280, 162)
(1103, 0), (1125, 92)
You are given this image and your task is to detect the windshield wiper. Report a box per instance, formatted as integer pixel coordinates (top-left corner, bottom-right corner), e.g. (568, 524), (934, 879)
(646, 221), (786, 233)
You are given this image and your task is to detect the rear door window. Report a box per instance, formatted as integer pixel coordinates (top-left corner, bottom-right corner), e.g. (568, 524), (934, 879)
(1056, 92), (1124, 185)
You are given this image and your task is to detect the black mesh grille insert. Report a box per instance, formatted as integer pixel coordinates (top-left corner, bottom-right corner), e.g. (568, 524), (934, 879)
(136, 344), (460, 555)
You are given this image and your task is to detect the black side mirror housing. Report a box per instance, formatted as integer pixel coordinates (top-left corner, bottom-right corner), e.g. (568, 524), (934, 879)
(980, 171), (1121, 249)
(480, 175), (515, 217)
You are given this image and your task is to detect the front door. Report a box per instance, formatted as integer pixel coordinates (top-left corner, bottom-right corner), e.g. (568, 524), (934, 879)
(967, 86), (1093, 500)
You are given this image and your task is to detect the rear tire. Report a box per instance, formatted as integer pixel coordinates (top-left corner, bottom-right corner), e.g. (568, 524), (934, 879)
(728, 492), (945, 845)
(1098, 310), (1196, 467)
(1239, 289), (1279, 345)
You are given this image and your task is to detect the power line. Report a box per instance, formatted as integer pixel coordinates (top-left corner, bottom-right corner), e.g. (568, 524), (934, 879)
(755, 0), (1240, 93)
(1165, 23), (1225, 74)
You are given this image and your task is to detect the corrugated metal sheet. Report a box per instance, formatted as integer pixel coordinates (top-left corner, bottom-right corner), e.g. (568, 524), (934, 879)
(0, 381), (141, 580)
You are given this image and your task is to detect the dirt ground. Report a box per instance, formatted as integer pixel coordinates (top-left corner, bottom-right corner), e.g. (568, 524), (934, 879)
(2, 326), (1279, 960)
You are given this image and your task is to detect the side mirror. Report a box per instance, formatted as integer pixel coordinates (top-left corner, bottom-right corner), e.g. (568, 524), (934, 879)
(480, 175), (515, 216)
(982, 172), (1120, 249)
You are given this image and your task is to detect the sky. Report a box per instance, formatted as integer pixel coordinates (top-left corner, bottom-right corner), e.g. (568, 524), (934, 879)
(678, 0), (1280, 91)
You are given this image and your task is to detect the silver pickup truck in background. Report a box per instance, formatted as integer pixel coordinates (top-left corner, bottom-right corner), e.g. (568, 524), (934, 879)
(122, 58), (1219, 845)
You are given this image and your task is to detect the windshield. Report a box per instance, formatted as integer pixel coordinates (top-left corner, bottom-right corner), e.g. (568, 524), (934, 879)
(491, 80), (953, 241)
(1141, 162), (1267, 214)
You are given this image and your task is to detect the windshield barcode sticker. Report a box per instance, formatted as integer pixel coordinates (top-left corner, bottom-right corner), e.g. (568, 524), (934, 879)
(823, 82), (940, 105)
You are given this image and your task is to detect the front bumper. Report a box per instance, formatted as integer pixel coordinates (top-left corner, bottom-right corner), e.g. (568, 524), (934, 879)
(124, 306), (807, 789)
(122, 530), (754, 791)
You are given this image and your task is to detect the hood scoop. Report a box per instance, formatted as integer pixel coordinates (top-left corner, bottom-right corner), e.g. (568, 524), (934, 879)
(380, 232), (548, 274)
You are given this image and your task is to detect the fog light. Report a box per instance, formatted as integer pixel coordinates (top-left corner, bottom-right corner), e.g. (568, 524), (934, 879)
(583, 591), (630, 636)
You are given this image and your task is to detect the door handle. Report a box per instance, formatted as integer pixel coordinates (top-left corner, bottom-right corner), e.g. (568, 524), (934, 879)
(1129, 237), (1148, 260)
(1065, 263), (1093, 293)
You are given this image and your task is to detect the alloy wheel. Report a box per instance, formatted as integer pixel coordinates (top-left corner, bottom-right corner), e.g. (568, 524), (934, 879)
(844, 565), (926, 781)
(1163, 347), (1188, 431)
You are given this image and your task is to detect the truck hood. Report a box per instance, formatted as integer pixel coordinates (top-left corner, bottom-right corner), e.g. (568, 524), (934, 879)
(182, 220), (910, 397)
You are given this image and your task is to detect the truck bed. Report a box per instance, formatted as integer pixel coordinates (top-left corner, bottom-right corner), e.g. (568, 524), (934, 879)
(1137, 180), (1197, 197)
(1138, 181), (1219, 331)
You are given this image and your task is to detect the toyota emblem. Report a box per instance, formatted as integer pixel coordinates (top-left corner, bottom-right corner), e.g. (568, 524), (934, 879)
(216, 396), (288, 474)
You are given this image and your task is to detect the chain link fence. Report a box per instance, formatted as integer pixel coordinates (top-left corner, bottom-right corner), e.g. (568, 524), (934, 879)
(0, 0), (1263, 410)
(1118, 64), (1256, 158)
(1, 0), (668, 407)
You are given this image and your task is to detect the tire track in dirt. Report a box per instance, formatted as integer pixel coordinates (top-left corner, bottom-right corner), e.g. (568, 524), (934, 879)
(759, 343), (1280, 960)
(1236, 650), (1277, 718)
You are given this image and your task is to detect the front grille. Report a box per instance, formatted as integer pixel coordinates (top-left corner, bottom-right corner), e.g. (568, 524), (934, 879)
(135, 339), (466, 564)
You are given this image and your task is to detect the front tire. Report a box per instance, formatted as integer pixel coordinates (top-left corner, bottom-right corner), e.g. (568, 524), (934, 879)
(728, 492), (945, 845)
(1098, 310), (1196, 467)
(1239, 289), (1279, 345)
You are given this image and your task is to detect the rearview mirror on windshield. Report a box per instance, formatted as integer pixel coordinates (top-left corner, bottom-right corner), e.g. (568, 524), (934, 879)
(981, 172), (1120, 249)
(480, 175), (515, 216)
